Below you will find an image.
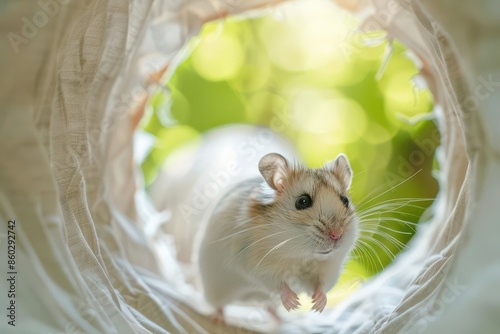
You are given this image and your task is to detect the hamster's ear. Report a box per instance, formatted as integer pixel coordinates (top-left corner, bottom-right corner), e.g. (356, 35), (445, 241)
(259, 153), (288, 192)
(324, 154), (352, 192)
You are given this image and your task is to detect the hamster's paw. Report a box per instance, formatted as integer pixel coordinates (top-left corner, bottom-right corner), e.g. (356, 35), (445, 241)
(311, 285), (327, 313)
(211, 307), (225, 324)
(280, 283), (301, 311)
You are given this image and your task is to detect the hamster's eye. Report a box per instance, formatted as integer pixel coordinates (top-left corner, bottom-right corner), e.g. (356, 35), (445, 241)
(340, 195), (349, 208)
(295, 194), (312, 210)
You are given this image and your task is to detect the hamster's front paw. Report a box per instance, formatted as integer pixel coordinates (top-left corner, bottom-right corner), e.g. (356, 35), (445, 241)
(311, 284), (327, 312)
(280, 283), (301, 311)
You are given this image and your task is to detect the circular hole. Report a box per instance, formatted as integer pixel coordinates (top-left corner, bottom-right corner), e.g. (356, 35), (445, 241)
(137, 0), (440, 311)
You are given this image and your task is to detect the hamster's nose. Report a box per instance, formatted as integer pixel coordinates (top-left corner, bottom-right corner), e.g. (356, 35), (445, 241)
(328, 231), (342, 241)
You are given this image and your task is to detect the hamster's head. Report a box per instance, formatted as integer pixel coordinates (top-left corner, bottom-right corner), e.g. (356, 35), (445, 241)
(256, 153), (358, 258)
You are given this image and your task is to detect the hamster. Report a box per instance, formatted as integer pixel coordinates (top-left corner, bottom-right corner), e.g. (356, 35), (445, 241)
(198, 152), (358, 321)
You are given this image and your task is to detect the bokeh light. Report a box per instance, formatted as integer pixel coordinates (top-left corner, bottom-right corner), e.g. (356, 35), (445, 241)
(291, 89), (368, 144)
(191, 27), (244, 81)
(258, 1), (355, 72)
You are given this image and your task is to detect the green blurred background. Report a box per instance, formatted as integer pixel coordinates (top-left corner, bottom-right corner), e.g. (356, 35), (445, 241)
(139, 1), (439, 306)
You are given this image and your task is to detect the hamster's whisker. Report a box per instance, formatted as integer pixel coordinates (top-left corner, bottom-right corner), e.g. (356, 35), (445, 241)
(357, 202), (410, 216)
(354, 239), (386, 269)
(360, 223), (413, 235)
(350, 246), (370, 266)
(356, 198), (434, 216)
(359, 210), (422, 222)
(224, 230), (290, 269)
(360, 216), (419, 228)
(360, 217), (418, 231)
(249, 236), (299, 277)
(357, 203), (429, 219)
(352, 169), (368, 179)
(233, 211), (276, 224)
(347, 175), (435, 269)
(356, 169), (423, 210)
(288, 221), (308, 229)
(353, 179), (398, 208)
(344, 210), (359, 222)
(268, 235), (310, 279)
(210, 223), (275, 243)
(360, 196), (435, 207)
(270, 246), (293, 278)
(361, 196), (435, 204)
(350, 196), (433, 273)
(357, 201), (434, 219)
(359, 229), (407, 249)
(368, 237), (398, 259)
(354, 245), (376, 271)
(352, 241), (381, 271)
(358, 228), (408, 263)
